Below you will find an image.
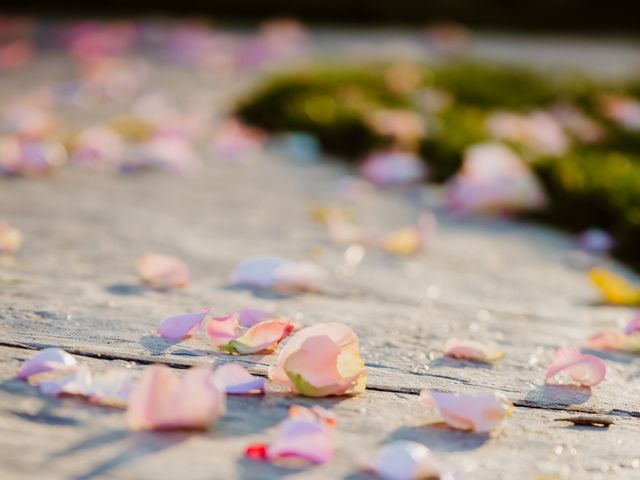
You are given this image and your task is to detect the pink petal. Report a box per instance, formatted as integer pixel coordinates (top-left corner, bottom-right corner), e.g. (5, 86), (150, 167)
(38, 368), (92, 397)
(88, 369), (137, 407)
(136, 253), (189, 290)
(367, 441), (446, 480)
(17, 348), (78, 380)
(203, 314), (241, 346)
(420, 390), (512, 432)
(157, 307), (211, 340)
(443, 338), (504, 363)
(289, 405), (336, 429)
(226, 318), (295, 354)
(625, 314), (640, 334)
(0, 220), (22, 254)
(126, 365), (225, 431)
(231, 256), (327, 292)
(267, 418), (333, 465)
(211, 364), (265, 394)
(545, 347), (606, 387)
(585, 331), (640, 353)
(359, 150), (426, 187)
(231, 256), (286, 289)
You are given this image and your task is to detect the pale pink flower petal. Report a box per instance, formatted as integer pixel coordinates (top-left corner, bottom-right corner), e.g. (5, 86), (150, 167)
(231, 256), (327, 292)
(585, 331), (640, 354)
(0, 136), (67, 177)
(203, 314), (241, 346)
(269, 323), (366, 397)
(445, 142), (546, 215)
(17, 348), (78, 380)
(486, 110), (569, 155)
(212, 364), (265, 394)
(625, 314), (640, 334)
(222, 318), (295, 354)
(39, 368), (92, 397)
(126, 364), (225, 431)
(366, 441), (451, 480)
(599, 94), (640, 131)
(136, 253), (189, 290)
(420, 390), (512, 432)
(545, 347), (606, 387)
(577, 229), (614, 253)
(157, 307), (211, 340)
(237, 308), (268, 327)
(359, 150), (426, 187)
(443, 338), (504, 363)
(0, 220), (22, 255)
(88, 369), (137, 407)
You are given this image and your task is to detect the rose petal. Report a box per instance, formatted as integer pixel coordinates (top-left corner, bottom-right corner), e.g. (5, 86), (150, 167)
(545, 347), (606, 387)
(588, 268), (640, 306)
(289, 405), (336, 429)
(126, 365), (225, 431)
(359, 150), (426, 187)
(88, 369), (137, 407)
(420, 390), (512, 432)
(237, 308), (268, 328)
(231, 256), (326, 292)
(157, 307), (211, 340)
(0, 220), (22, 255)
(212, 364), (265, 394)
(203, 313), (241, 346)
(577, 229), (613, 254)
(39, 367), (92, 397)
(585, 331), (640, 353)
(443, 338), (504, 363)
(266, 418), (332, 465)
(17, 348), (78, 380)
(136, 253), (189, 290)
(366, 441), (448, 480)
(625, 314), (640, 335)
(223, 318), (294, 354)
(380, 213), (435, 256)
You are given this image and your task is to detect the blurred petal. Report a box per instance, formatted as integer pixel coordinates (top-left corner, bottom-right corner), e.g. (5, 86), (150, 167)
(366, 441), (452, 480)
(157, 307), (210, 340)
(126, 364), (225, 431)
(0, 220), (22, 254)
(420, 390), (512, 432)
(231, 256), (326, 292)
(625, 315), (640, 334)
(39, 367), (92, 397)
(577, 229), (613, 254)
(212, 364), (265, 394)
(588, 268), (640, 305)
(237, 308), (269, 328)
(443, 338), (504, 363)
(223, 318), (294, 354)
(359, 150), (426, 187)
(136, 253), (189, 290)
(585, 331), (640, 353)
(380, 213), (435, 256)
(545, 347), (606, 387)
(89, 369), (137, 407)
(17, 348), (78, 380)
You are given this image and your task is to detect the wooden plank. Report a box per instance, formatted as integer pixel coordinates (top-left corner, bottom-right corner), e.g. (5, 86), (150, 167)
(2, 158), (640, 415)
(1, 346), (639, 480)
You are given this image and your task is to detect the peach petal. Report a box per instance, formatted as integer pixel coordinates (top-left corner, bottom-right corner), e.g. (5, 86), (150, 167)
(366, 441), (449, 480)
(136, 253), (189, 290)
(224, 318), (295, 354)
(212, 364), (265, 394)
(203, 314), (241, 346)
(588, 268), (640, 306)
(126, 365), (225, 431)
(443, 338), (504, 363)
(545, 347), (606, 387)
(420, 390), (512, 432)
(17, 348), (78, 380)
(289, 405), (336, 429)
(0, 220), (22, 255)
(39, 368), (92, 397)
(157, 307), (210, 340)
(585, 331), (640, 354)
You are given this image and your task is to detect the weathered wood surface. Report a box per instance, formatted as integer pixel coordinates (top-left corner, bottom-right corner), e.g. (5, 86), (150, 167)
(2, 35), (640, 479)
(2, 346), (639, 480)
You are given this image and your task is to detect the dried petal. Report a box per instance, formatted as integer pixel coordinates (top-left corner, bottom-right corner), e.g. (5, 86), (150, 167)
(157, 307), (210, 340)
(588, 268), (640, 306)
(17, 348), (78, 380)
(366, 441), (450, 480)
(444, 338), (504, 363)
(231, 256), (326, 292)
(420, 389), (512, 432)
(126, 365), (225, 431)
(136, 253), (189, 290)
(269, 323), (366, 397)
(545, 347), (606, 387)
(359, 150), (426, 187)
(211, 364), (265, 394)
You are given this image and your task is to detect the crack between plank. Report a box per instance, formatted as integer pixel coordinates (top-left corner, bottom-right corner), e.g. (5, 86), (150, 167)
(2, 340), (637, 419)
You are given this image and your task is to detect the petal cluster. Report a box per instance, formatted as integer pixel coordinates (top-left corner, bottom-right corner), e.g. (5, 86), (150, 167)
(269, 323), (366, 397)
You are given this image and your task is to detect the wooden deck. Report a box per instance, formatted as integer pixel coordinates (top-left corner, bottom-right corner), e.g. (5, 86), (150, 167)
(2, 34), (640, 479)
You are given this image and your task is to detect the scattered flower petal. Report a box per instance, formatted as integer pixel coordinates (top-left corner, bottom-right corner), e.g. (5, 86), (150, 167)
(269, 323), (366, 397)
(231, 256), (327, 292)
(204, 314), (242, 346)
(443, 338), (504, 363)
(365, 441), (454, 480)
(599, 94), (640, 131)
(625, 314), (640, 334)
(588, 268), (640, 305)
(420, 389), (512, 432)
(88, 369), (137, 407)
(126, 364), (225, 431)
(212, 364), (265, 394)
(359, 150), (426, 187)
(380, 213), (435, 256)
(577, 228), (614, 253)
(486, 110), (569, 155)
(0, 220), (22, 255)
(545, 347), (606, 387)
(585, 331), (640, 354)
(157, 307), (211, 340)
(136, 253), (189, 290)
(39, 367), (92, 397)
(17, 348), (78, 380)
(221, 318), (295, 354)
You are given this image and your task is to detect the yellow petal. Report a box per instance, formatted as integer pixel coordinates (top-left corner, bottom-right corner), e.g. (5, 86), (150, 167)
(588, 268), (640, 305)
